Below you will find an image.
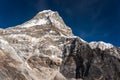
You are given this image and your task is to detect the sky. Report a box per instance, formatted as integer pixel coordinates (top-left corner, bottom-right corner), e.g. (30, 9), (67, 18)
(0, 0), (120, 46)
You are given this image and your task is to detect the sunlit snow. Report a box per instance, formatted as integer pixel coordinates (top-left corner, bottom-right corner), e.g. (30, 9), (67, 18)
(89, 41), (113, 50)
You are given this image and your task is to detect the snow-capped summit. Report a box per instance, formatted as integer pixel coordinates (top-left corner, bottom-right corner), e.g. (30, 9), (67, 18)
(35, 10), (56, 18)
(89, 41), (113, 50)
(37, 10), (54, 14)
(16, 10), (73, 37)
(17, 10), (64, 28)
(16, 10), (55, 28)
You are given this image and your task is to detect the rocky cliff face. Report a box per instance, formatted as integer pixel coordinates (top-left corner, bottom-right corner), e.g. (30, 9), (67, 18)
(0, 10), (120, 80)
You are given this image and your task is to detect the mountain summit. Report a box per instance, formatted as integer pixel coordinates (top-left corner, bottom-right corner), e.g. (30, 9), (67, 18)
(16, 10), (73, 37)
(0, 10), (120, 80)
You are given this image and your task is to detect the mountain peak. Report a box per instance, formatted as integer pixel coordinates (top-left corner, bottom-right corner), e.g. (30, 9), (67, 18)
(89, 41), (114, 50)
(38, 10), (54, 13)
(0, 10), (120, 80)
(15, 10), (73, 37)
(35, 10), (56, 18)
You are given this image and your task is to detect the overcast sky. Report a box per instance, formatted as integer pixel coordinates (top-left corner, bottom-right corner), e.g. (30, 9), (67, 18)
(0, 0), (120, 46)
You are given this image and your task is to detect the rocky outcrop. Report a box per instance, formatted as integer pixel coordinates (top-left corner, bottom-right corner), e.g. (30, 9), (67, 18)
(0, 10), (119, 80)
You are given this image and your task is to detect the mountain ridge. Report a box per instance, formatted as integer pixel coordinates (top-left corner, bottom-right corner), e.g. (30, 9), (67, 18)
(1, 10), (118, 48)
(0, 10), (119, 80)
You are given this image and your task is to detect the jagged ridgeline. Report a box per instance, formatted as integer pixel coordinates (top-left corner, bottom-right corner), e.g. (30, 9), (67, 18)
(0, 10), (120, 80)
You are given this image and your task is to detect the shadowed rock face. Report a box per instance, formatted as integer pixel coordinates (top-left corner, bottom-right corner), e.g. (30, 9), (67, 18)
(60, 39), (120, 80)
(0, 10), (120, 80)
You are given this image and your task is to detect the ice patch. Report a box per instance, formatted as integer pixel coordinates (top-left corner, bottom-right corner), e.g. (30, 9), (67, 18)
(20, 18), (47, 28)
(49, 45), (56, 49)
(51, 55), (55, 58)
(0, 39), (8, 45)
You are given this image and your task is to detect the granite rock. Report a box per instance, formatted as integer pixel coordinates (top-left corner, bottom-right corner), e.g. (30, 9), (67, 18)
(0, 10), (119, 80)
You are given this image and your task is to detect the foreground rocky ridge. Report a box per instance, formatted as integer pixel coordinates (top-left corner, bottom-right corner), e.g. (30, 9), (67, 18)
(0, 10), (120, 80)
